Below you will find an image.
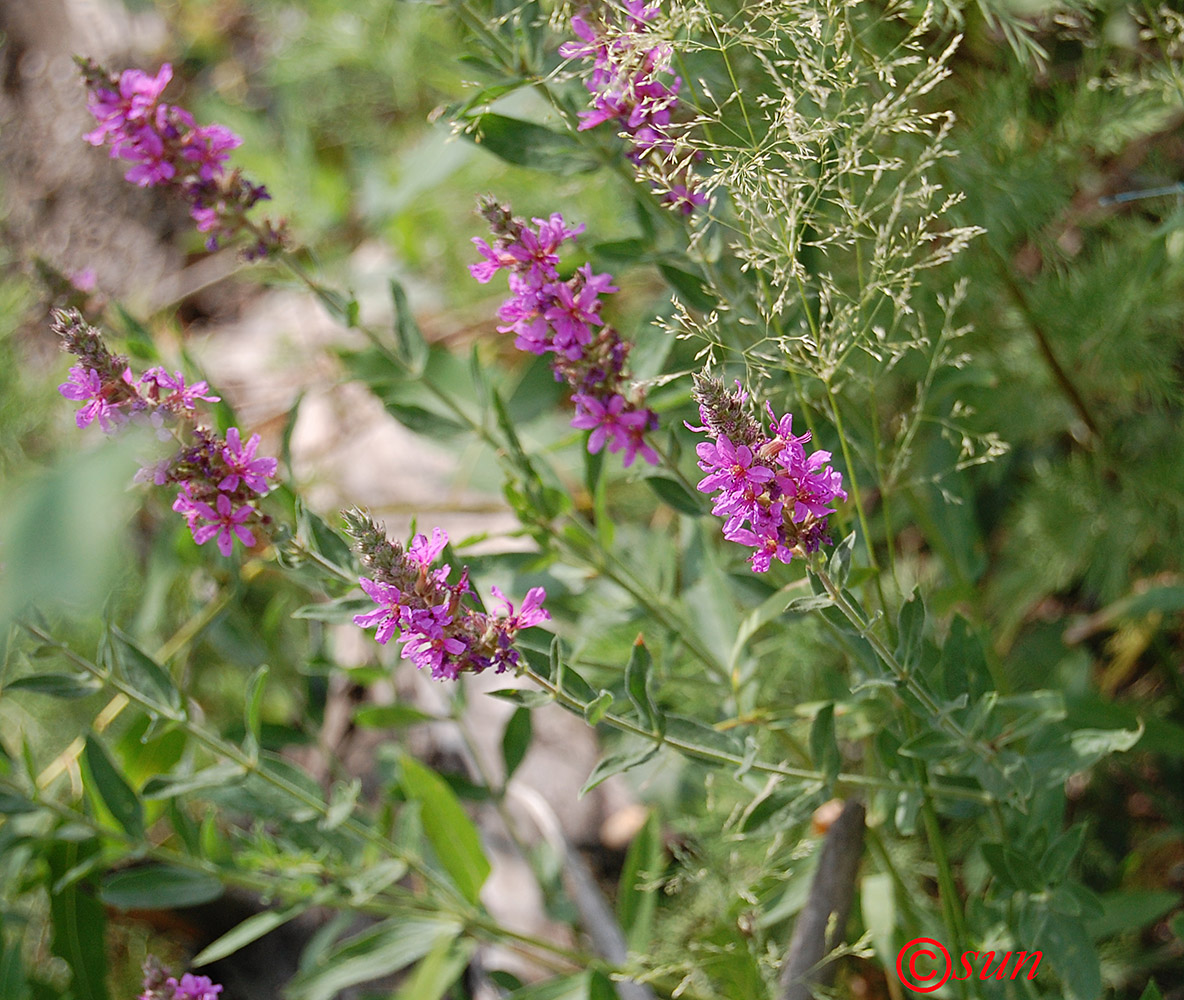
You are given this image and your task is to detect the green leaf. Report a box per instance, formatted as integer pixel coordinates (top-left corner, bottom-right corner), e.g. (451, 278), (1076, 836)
(663, 715), (744, 760)
(287, 916), (462, 1000)
(142, 762), (246, 800)
(488, 687), (553, 708)
(47, 839), (109, 1000)
(0, 791), (38, 814)
(592, 238), (650, 263)
(587, 969), (618, 1000)
(1042, 824), (1087, 883)
(1069, 723), (1144, 767)
(783, 595), (835, 615)
(982, 842), (1045, 892)
(0, 937), (30, 1000)
(301, 507), (356, 571)
(5, 674), (101, 698)
(618, 809), (662, 951)
(503, 974), (590, 1000)
(1036, 914), (1102, 1000)
(583, 690), (614, 725)
(808, 704), (840, 782)
(462, 113), (599, 174)
(644, 476), (702, 516)
(625, 636), (661, 734)
(82, 735), (143, 839)
(399, 754), (490, 904)
(292, 595), (375, 623)
(243, 665), (269, 759)
(1086, 890), (1179, 941)
(390, 279), (430, 374)
(557, 659), (598, 706)
(828, 532), (856, 589)
(657, 263), (715, 311)
(895, 589), (926, 671)
(897, 731), (958, 762)
(354, 704), (439, 728)
(580, 746), (660, 796)
(501, 707), (533, 782)
(392, 936), (475, 1000)
(107, 628), (184, 717)
(193, 901), (316, 967)
(384, 402), (467, 439)
(100, 865), (223, 909)
(1138, 982), (1164, 1000)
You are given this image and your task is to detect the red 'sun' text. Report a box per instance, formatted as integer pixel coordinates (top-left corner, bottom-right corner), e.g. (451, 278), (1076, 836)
(896, 938), (1042, 992)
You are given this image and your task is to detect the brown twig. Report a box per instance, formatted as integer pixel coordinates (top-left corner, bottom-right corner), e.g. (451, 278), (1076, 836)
(779, 800), (866, 1000)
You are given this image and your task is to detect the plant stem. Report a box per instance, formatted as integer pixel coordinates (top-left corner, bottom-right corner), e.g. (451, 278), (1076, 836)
(518, 662), (992, 805)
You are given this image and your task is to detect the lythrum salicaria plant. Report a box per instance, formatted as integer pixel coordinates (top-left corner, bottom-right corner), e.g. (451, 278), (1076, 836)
(1, 5), (1172, 1000)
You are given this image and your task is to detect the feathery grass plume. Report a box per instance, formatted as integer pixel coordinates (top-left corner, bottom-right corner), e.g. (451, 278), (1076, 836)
(661, 1), (984, 379)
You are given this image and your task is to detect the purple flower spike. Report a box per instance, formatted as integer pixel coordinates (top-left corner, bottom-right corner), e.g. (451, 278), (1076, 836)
(473, 198), (659, 467)
(689, 375), (845, 571)
(80, 58), (283, 255)
(561, 7), (705, 213)
(344, 511), (551, 682)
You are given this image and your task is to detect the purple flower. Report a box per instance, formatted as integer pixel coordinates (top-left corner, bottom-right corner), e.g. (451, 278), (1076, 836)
(166, 973), (223, 1000)
(490, 585), (550, 631)
(139, 368), (221, 412)
(58, 365), (122, 431)
(401, 604), (467, 679)
(570, 392), (654, 464)
(182, 122), (242, 181)
(353, 577), (405, 645)
(187, 492), (256, 556)
(473, 199), (658, 466)
(619, 416), (659, 467)
(219, 427), (277, 494)
(695, 435), (774, 494)
(408, 527), (448, 568)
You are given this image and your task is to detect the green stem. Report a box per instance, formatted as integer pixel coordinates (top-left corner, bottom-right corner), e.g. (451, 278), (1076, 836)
(519, 663), (992, 805)
(19, 620), (466, 909)
(809, 561), (1003, 779)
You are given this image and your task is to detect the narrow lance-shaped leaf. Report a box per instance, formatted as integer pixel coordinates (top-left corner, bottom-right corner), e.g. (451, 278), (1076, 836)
(82, 735), (144, 840)
(47, 840), (110, 1000)
(625, 636), (663, 736)
(107, 627), (184, 718)
(399, 754), (490, 905)
(502, 706), (532, 783)
(808, 704), (841, 784)
(390, 279), (429, 375)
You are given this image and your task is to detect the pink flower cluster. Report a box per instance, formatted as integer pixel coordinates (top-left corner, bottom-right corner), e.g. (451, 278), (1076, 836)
(80, 59), (281, 256)
(561, 3), (705, 214)
(471, 198), (658, 467)
(54, 309), (276, 558)
(140, 958), (221, 1000)
(690, 376), (846, 572)
(346, 513), (549, 681)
